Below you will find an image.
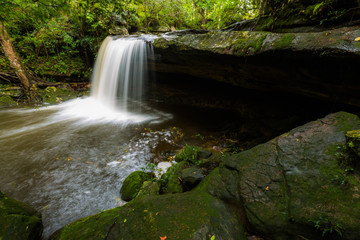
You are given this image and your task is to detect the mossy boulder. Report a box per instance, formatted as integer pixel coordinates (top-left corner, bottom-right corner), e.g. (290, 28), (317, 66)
(120, 171), (155, 201)
(0, 191), (43, 240)
(136, 181), (160, 198)
(214, 112), (360, 239)
(50, 189), (246, 240)
(160, 161), (188, 194)
(180, 166), (205, 189)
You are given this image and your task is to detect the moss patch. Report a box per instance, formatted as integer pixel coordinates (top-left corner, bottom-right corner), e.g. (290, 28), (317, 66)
(51, 190), (246, 240)
(0, 192), (43, 240)
(0, 95), (17, 108)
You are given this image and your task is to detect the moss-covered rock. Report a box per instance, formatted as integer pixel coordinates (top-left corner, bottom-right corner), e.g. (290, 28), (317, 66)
(180, 166), (205, 188)
(40, 86), (84, 104)
(219, 111), (360, 239)
(136, 181), (160, 198)
(50, 190), (246, 240)
(152, 27), (360, 107)
(0, 191), (43, 240)
(160, 161), (188, 194)
(120, 171), (155, 201)
(0, 95), (17, 108)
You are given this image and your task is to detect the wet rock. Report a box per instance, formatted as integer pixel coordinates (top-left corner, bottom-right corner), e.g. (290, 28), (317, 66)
(198, 149), (212, 159)
(0, 191), (43, 240)
(49, 190), (246, 240)
(160, 161), (188, 194)
(136, 181), (160, 198)
(180, 166), (205, 188)
(120, 171), (155, 201)
(218, 111), (360, 239)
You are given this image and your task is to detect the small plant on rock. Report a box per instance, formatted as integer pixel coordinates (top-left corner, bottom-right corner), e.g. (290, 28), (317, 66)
(310, 216), (343, 238)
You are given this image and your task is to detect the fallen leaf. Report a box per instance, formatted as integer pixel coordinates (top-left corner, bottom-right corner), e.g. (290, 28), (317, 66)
(355, 37), (360, 42)
(265, 186), (270, 191)
(160, 236), (167, 240)
(144, 210), (148, 212)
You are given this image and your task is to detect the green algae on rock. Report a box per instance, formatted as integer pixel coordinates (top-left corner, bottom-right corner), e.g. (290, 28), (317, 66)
(0, 191), (43, 240)
(50, 190), (246, 240)
(219, 112), (360, 239)
(120, 171), (155, 201)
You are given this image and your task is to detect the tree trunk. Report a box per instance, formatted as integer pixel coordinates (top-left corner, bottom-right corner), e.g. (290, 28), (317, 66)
(0, 21), (32, 97)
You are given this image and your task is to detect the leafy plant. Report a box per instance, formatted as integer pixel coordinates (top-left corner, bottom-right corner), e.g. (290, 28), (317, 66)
(175, 144), (201, 165)
(310, 217), (343, 238)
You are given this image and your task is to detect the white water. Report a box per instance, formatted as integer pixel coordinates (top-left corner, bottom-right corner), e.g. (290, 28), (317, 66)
(91, 36), (149, 111)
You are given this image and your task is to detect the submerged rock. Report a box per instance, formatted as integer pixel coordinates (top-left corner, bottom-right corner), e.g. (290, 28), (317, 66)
(120, 171), (155, 201)
(0, 191), (43, 240)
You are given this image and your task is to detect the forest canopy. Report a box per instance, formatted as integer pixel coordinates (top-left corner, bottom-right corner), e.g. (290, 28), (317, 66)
(0, 0), (259, 89)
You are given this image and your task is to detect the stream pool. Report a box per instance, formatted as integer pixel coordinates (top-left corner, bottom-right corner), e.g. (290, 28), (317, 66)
(0, 97), (243, 238)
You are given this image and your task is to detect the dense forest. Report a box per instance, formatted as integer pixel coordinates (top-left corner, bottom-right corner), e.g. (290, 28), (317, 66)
(0, 0), (258, 96)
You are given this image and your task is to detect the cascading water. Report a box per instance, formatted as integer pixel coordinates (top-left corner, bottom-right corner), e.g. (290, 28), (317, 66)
(52, 36), (164, 124)
(91, 36), (149, 111)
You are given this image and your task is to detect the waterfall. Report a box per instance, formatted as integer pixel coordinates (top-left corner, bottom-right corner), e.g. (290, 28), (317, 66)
(51, 35), (167, 124)
(91, 36), (149, 111)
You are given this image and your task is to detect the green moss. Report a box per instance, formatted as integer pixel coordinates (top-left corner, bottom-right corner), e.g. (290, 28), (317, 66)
(120, 171), (155, 201)
(273, 33), (295, 49)
(0, 95), (17, 107)
(51, 190), (246, 240)
(0, 192), (43, 240)
(232, 32), (268, 55)
(160, 161), (188, 194)
(40, 86), (82, 104)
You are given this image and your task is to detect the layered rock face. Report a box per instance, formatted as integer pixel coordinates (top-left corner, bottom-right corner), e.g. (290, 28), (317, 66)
(151, 26), (360, 107)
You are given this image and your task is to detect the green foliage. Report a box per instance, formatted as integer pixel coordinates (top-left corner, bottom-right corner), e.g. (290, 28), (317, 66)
(310, 216), (343, 238)
(175, 144), (201, 164)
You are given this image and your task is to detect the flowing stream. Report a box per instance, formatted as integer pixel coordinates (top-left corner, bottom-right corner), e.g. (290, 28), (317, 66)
(0, 36), (242, 238)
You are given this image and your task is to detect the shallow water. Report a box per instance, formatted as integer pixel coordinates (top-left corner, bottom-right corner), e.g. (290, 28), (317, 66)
(0, 97), (239, 238)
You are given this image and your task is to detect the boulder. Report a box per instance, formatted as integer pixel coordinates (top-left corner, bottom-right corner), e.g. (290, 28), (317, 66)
(50, 190), (246, 240)
(202, 111), (360, 239)
(180, 166), (205, 188)
(136, 181), (160, 198)
(0, 191), (43, 240)
(120, 171), (155, 201)
(160, 161), (188, 194)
